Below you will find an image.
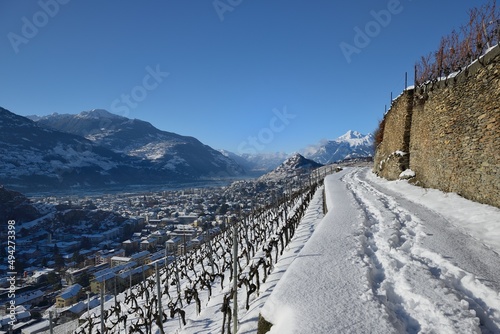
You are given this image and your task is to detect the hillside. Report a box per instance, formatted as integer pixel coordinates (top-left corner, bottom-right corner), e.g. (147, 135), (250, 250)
(0, 186), (42, 222)
(0, 107), (158, 191)
(259, 153), (322, 181)
(0, 107), (246, 192)
(30, 109), (244, 178)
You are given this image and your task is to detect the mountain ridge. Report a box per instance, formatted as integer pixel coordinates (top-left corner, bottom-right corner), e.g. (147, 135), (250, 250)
(0, 106), (159, 191)
(0, 107), (244, 192)
(301, 130), (374, 164)
(29, 109), (244, 178)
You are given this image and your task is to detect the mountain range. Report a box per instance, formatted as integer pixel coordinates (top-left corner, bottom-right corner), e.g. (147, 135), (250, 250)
(30, 109), (244, 178)
(0, 106), (374, 192)
(0, 107), (243, 192)
(221, 131), (374, 173)
(301, 130), (374, 164)
(0, 107), (146, 191)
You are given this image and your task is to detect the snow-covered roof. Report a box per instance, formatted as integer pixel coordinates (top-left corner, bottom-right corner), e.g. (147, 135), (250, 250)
(15, 290), (44, 304)
(59, 284), (82, 300)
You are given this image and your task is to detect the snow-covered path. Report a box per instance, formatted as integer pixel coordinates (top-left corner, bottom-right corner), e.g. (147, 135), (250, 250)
(261, 167), (500, 334)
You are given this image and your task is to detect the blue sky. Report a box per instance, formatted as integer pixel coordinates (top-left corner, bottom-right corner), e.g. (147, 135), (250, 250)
(0, 0), (488, 154)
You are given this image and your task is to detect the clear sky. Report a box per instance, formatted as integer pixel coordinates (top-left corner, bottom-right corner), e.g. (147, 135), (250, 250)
(0, 0), (489, 154)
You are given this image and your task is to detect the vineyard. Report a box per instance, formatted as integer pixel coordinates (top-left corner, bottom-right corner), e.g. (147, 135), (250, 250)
(74, 175), (326, 333)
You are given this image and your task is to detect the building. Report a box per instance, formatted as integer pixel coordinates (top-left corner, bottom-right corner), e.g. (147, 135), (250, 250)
(14, 290), (44, 308)
(122, 239), (139, 254)
(110, 256), (131, 268)
(129, 250), (151, 265)
(56, 284), (83, 308)
(140, 238), (157, 251)
(41, 241), (80, 253)
(65, 263), (108, 285)
(95, 249), (126, 265)
(165, 238), (178, 254)
(116, 265), (152, 291)
(90, 262), (136, 293)
(102, 227), (123, 240)
(20, 320), (50, 334)
(177, 214), (199, 225)
(81, 233), (104, 245)
(26, 268), (54, 285)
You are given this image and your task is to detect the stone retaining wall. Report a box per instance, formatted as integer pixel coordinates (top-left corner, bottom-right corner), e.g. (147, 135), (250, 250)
(373, 45), (500, 208)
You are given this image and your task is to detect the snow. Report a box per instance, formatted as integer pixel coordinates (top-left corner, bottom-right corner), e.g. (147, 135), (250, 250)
(418, 44), (499, 87)
(73, 167), (500, 333)
(260, 168), (398, 334)
(336, 130), (372, 146)
(364, 170), (500, 255)
(260, 168), (500, 334)
(301, 130), (374, 164)
(76, 109), (125, 120)
(399, 168), (415, 179)
(20, 211), (56, 229)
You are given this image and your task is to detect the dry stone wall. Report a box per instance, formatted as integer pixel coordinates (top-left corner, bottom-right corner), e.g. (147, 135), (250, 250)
(373, 45), (500, 208)
(373, 90), (413, 180)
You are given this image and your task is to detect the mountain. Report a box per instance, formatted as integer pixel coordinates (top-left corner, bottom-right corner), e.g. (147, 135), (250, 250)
(259, 153), (322, 180)
(0, 107), (244, 192)
(301, 130), (374, 164)
(0, 107), (157, 191)
(29, 109), (244, 178)
(0, 185), (42, 221)
(219, 150), (289, 174)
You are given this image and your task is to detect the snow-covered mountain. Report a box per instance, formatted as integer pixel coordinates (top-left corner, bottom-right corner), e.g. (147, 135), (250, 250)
(0, 107), (155, 191)
(302, 130), (374, 164)
(29, 109), (244, 178)
(219, 150), (289, 174)
(0, 107), (245, 191)
(259, 153), (322, 180)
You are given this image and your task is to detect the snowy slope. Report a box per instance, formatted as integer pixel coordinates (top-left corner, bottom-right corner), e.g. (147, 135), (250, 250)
(261, 168), (500, 334)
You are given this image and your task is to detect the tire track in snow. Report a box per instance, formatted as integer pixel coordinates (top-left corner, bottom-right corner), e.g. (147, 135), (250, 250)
(343, 168), (492, 334)
(362, 168), (500, 334)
